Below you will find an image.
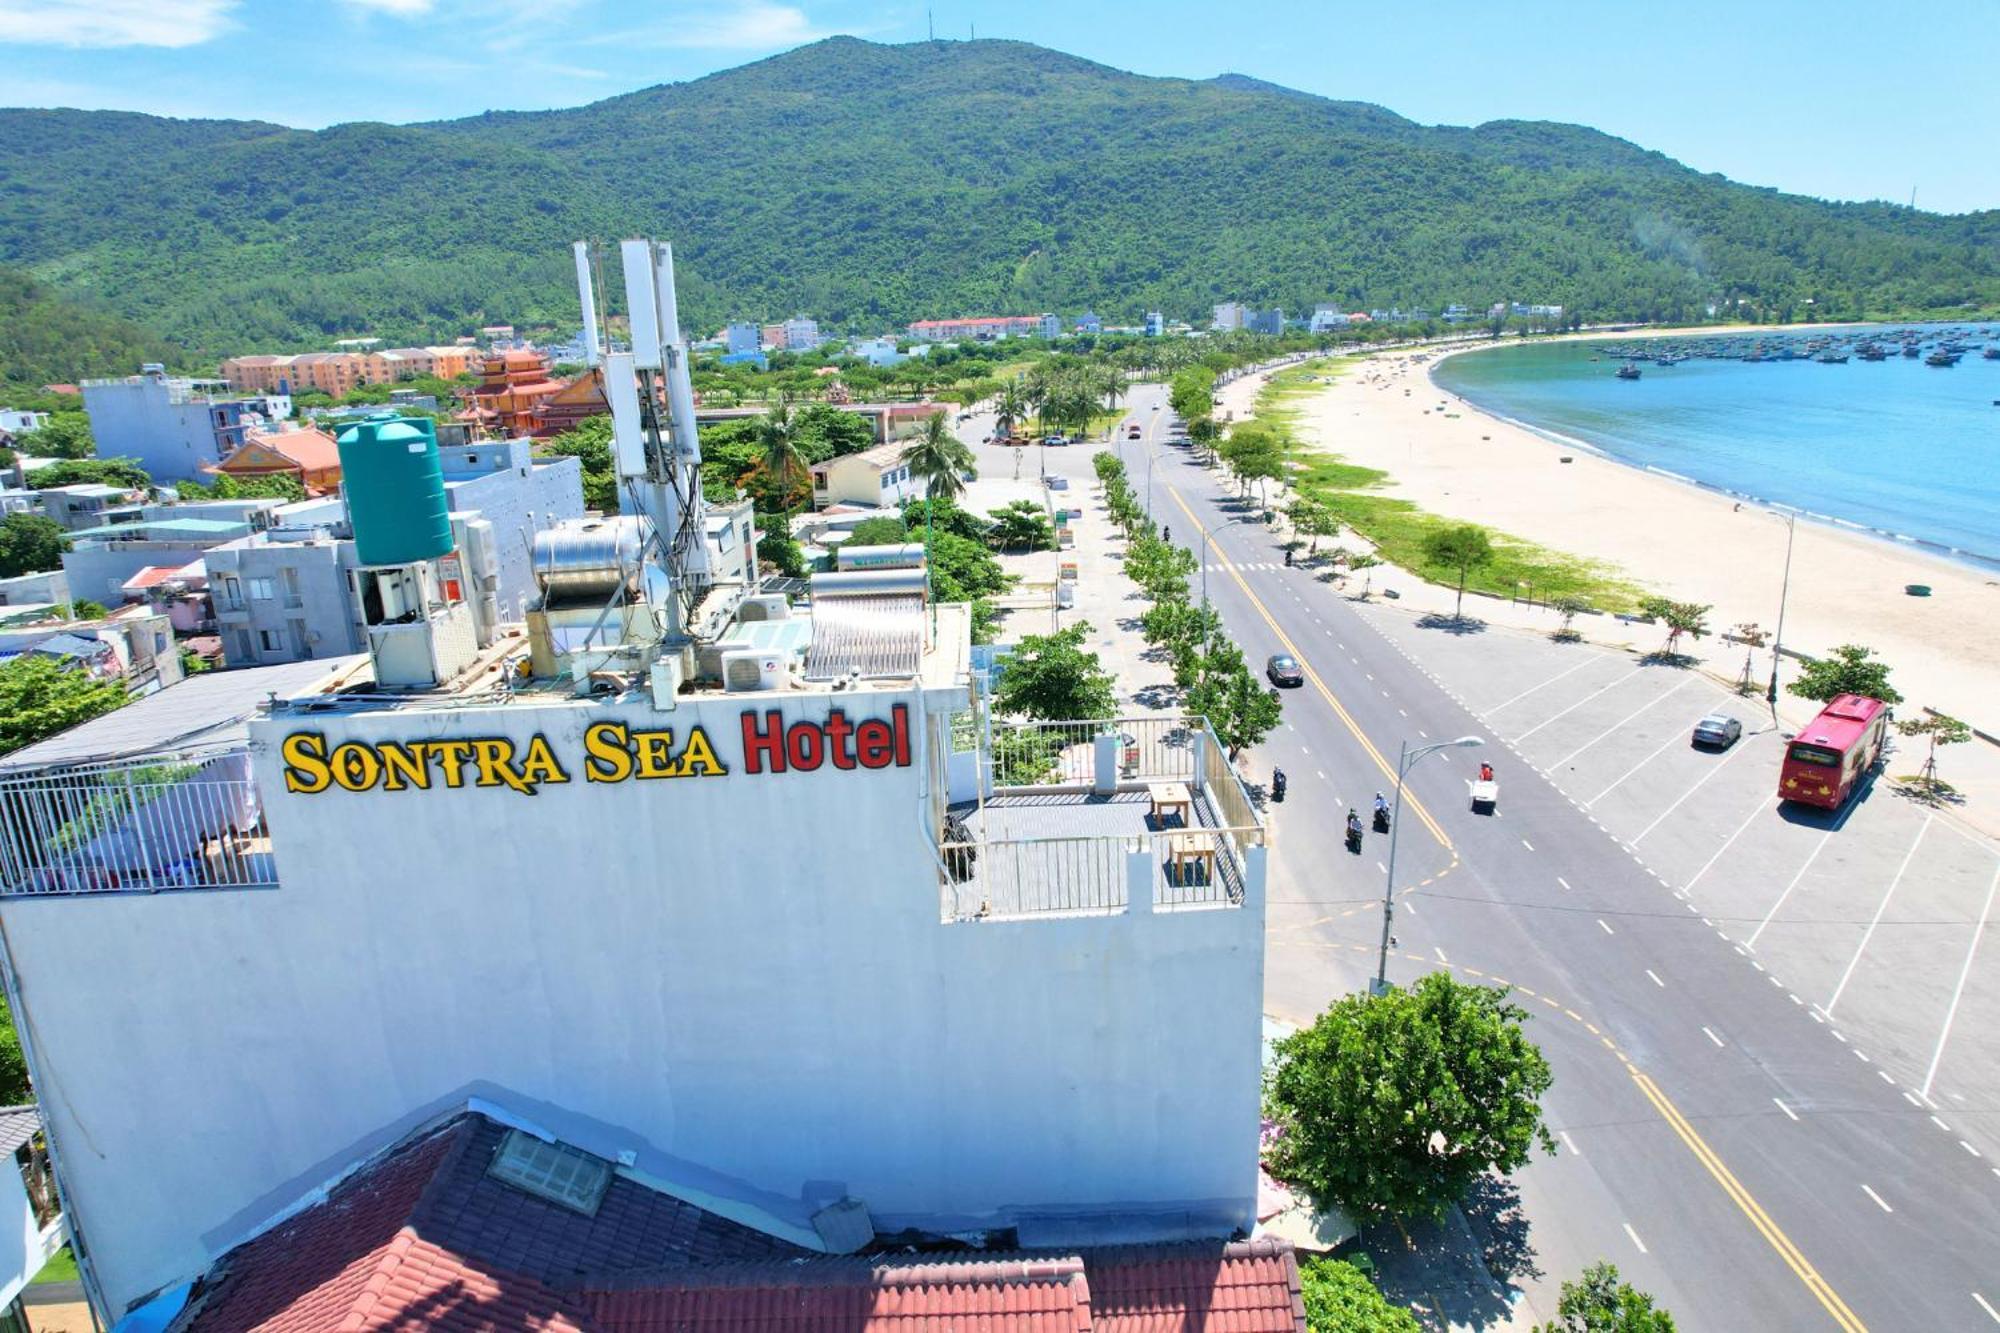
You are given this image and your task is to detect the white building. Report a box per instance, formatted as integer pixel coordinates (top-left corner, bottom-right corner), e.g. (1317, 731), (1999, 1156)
(1211, 302), (1247, 331)
(810, 440), (921, 509)
(0, 577), (1267, 1325)
(1144, 312), (1164, 337)
(1038, 313), (1062, 340)
(1309, 305), (1350, 333)
(0, 410), (50, 438)
(782, 316), (822, 352)
(725, 322), (762, 356)
(849, 336), (906, 367)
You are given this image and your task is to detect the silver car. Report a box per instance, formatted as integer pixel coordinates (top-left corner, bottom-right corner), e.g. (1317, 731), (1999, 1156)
(1691, 712), (1743, 748)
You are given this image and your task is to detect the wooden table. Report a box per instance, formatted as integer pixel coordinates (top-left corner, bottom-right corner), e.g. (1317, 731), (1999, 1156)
(1165, 831), (1217, 883)
(1147, 781), (1192, 828)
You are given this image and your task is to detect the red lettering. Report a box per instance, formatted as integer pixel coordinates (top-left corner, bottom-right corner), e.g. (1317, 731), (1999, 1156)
(741, 710), (786, 774)
(825, 709), (857, 769)
(787, 720), (825, 770)
(891, 703), (912, 767)
(855, 720), (893, 769)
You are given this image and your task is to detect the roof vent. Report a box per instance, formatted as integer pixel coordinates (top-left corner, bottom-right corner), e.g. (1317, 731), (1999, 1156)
(486, 1128), (612, 1216)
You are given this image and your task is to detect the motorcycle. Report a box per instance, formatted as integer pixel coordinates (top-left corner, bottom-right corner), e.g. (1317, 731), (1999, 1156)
(1344, 821), (1363, 853)
(1372, 806), (1390, 833)
(1271, 769), (1288, 803)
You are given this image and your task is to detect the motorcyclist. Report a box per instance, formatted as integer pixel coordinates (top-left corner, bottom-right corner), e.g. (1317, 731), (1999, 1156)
(1345, 808), (1363, 844)
(1271, 767), (1287, 801)
(1479, 761), (1495, 783)
(1373, 791), (1389, 817)
(1284, 548), (1293, 567)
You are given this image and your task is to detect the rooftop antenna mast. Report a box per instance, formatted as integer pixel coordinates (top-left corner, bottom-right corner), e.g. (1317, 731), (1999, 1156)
(575, 237), (713, 642)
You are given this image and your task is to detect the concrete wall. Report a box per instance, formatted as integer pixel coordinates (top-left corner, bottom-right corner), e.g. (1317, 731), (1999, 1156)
(440, 444), (584, 622)
(206, 538), (361, 666)
(81, 379), (221, 482)
(0, 571), (70, 608)
(62, 543), (222, 606)
(1, 690), (1263, 1317)
(0, 1162), (60, 1311)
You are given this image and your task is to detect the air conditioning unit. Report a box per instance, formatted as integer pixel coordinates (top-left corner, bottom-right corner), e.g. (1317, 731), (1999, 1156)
(721, 648), (784, 692)
(737, 594), (790, 623)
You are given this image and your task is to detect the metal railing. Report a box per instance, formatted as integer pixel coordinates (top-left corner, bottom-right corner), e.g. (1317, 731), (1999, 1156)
(0, 747), (276, 897)
(988, 715), (1197, 788)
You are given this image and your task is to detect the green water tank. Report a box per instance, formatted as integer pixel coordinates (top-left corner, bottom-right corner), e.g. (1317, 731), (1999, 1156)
(337, 413), (452, 567)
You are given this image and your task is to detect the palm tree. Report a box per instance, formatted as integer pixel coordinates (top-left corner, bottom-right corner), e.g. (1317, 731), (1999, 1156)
(757, 398), (808, 518)
(993, 380), (1028, 442)
(902, 412), (975, 502)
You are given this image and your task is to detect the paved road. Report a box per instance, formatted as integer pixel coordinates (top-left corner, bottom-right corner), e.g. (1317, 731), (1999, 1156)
(1021, 386), (2000, 1331)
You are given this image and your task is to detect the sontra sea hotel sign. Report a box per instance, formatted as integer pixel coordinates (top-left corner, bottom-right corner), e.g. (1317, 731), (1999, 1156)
(280, 705), (915, 796)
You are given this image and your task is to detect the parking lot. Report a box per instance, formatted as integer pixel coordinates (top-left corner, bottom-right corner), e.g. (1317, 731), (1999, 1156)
(1354, 603), (2000, 1145)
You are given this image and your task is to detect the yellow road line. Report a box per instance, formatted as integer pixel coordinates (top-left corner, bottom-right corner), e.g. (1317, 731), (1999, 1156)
(1631, 1073), (1868, 1332)
(1164, 483), (1454, 850)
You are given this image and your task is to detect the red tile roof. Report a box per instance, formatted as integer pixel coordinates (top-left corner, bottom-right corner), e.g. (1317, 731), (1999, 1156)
(1089, 1240), (1306, 1333)
(238, 427), (341, 473)
(121, 565), (184, 591)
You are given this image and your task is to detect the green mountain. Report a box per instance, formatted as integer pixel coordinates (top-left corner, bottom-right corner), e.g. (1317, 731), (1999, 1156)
(0, 267), (180, 388)
(2, 37), (1994, 358)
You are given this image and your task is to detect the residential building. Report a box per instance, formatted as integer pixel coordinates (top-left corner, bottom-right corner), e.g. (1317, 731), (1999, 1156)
(1038, 312), (1062, 340)
(0, 410), (49, 437)
(907, 316), (1043, 342)
(0, 560), (1267, 1326)
(218, 354), (298, 394)
(286, 352), (368, 397)
(212, 425), (343, 494)
(36, 483), (145, 532)
(0, 605), (182, 690)
(1145, 312), (1165, 337)
(0, 570), (69, 608)
(1309, 304), (1350, 333)
(703, 494), (759, 587)
(434, 436), (586, 621)
(81, 365), (285, 481)
(725, 322), (762, 356)
(782, 316), (822, 352)
(849, 336), (904, 367)
(761, 322), (789, 351)
(1245, 308), (1284, 336)
(1212, 302), (1247, 331)
(1075, 311), (1102, 335)
(206, 527), (358, 665)
(810, 439), (921, 509)
(0, 1106), (64, 1331)
(697, 401), (945, 449)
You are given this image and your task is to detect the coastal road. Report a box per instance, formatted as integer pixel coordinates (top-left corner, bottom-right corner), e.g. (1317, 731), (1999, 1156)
(1099, 396), (2000, 1331)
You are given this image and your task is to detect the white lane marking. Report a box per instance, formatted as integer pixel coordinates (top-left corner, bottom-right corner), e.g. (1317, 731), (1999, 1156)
(1521, 838), (1535, 851)
(1773, 1098), (1798, 1121)
(1560, 1130), (1581, 1155)
(1480, 653), (1602, 714)
(1316, 769), (1328, 780)
(1684, 798), (1774, 894)
(1923, 858), (2000, 1097)
(1597, 919), (1615, 935)
(1932, 1115), (1953, 1133)
(1511, 666), (1650, 744)
(1645, 969), (1665, 988)
(1418, 729), (1429, 738)
(1963, 1141), (1982, 1158)
(1878, 1069), (1895, 1085)
(1744, 824), (1832, 948)
(1585, 717), (1707, 808)
(1631, 733), (1757, 843)
(1826, 814), (1934, 1015)
(1398, 708), (1407, 717)
(1860, 1184), (1894, 1214)
(1622, 1222), (1647, 1254)
(1405, 899), (1418, 914)
(1434, 946), (1449, 964)
(1301, 746), (1311, 756)
(1974, 1292), (2000, 1325)
(1376, 861), (1387, 873)
(1557, 876), (1571, 891)
(1547, 675), (1701, 771)
(1903, 1091), (1923, 1107)
(1701, 1026), (1725, 1047)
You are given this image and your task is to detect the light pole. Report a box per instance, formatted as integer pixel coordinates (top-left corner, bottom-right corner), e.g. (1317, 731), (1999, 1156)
(1198, 515), (1254, 607)
(1765, 508), (1797, 715)
(1374, 735), (1484, 996)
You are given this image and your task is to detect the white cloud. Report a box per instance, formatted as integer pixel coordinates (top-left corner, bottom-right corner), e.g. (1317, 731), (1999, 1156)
(338, 0), (437, 15)
(597, 1), (828, 50)
(0, 0), (238, 48)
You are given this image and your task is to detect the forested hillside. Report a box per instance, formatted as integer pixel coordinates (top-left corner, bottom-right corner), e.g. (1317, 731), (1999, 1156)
(0, 268), (180, 387)
(1, 37), (1994, 357)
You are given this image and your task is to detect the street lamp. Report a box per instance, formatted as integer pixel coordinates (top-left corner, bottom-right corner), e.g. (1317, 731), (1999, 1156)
(1373, 734), (1483, 996)
(1765, 508), (1797, 715)
(1198, 515), (1255, 607)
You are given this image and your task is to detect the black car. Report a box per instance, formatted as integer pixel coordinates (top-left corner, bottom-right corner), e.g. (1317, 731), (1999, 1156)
(1266, 654), (1304, 688)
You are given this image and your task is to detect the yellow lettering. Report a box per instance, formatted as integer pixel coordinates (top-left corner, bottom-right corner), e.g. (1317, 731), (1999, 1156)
(281, 732), (332, 794)
(679, 726), (727, 777)
(471, 739), (529, 793)
(377, 741), (431, 792)
(634, 729), (681, 779)
(429, 739), (475, 788)
(330, 742), (380, 792)
(583, 722), (633, 783)
(515, 735), (570, 790)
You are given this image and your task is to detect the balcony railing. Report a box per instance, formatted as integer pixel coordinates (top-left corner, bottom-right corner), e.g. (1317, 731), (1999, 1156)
(0, 747), (275, 897)
(939, 714), (1263, 922)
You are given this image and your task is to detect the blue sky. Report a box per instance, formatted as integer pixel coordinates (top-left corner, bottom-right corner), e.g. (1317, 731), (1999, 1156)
(4, 0), (1995, 214)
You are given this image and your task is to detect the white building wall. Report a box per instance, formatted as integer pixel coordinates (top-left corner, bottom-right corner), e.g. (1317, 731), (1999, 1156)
(80, 378), (221, 482)
(1, 690), (1263, 1318)
(0, 1163), (60, 1311)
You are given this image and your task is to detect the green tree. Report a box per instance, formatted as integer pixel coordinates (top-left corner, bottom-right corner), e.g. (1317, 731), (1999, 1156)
(1184, 641), (1283, 757)
(541, 415), (617, 511)
(1788, 643), (1903, 705)
(847, 516), (910, 547)
(1551, 593), (1590, 641)
(757, 529), (808, 577)
(1287, 495), (1340, 554)
(993, 380), (1029, 441)
(1638, 597), (1710, 659)
(66, 599), (109, 621)
(1895, 712), (1971, 791)
(1533, 1262), (1676, 1333)
(25, 457), (151, 491)
(987, 500), (1054, 553)
(1265, 972), (1556, 1222)
(0, 513), (71, 579)
(995, 623), (1116, 721)
(0, 996), (28, 1103)
(1297, 1257), (1420, 1333)
(0, 655), (131, 758)
(1169, 366), (1218, 422)
(793, 402), (875, 459)
(1422, 524), (1494, 620)
(1140, 599), (1220, 687)
(176, 471), (306, 503)
(14, 413), (94, 460)
(757, 399), (811, 518)
(901, 413), (975, 502)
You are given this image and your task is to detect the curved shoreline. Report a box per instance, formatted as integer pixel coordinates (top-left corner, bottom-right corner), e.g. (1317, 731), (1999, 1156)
(1421, 336), (2000, 576)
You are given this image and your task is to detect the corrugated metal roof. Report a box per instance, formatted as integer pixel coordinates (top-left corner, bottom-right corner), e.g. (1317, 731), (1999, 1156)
(804, 595), (923, 681)
(0, 655), (365, 770)
(0, 1105), (40, 1157)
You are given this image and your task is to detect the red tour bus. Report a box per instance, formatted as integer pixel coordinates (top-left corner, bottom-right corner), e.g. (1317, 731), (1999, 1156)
(1778, 694), (1889, 809)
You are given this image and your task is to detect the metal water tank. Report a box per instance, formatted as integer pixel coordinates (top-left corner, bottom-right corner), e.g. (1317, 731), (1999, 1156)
(337, 413), (452, 567)
(531, 516), (647, 599)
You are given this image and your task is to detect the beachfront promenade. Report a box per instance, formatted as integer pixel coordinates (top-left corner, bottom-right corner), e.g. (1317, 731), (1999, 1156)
(972, 374), (2000, 1331)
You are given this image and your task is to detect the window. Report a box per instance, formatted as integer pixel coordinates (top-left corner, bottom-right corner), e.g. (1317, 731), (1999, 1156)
(486, 1129), (611, 1216)
(232, 630), (254, 661)
(247, 577), (276, 601)
(258, 629), (284, 652)
(281, 568), (303, 608)
(218, 576), (244, 610)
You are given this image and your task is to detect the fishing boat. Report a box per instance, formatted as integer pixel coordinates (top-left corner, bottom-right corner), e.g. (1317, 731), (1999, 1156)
(1902, 344), (1922, 358)
(1925, 349), (1959, 367)
(1816, 351), (1849, 364)
(1856, 343), (1887, 361)
(1615, 362), (1642, 380)
(1984, 347), (2000, 361)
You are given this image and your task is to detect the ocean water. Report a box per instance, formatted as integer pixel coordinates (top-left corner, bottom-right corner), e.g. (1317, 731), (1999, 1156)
(1430, 329), (2000, 568)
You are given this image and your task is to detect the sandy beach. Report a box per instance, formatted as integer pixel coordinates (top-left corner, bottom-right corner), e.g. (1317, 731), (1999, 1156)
(1262, 342), (2000, 820)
